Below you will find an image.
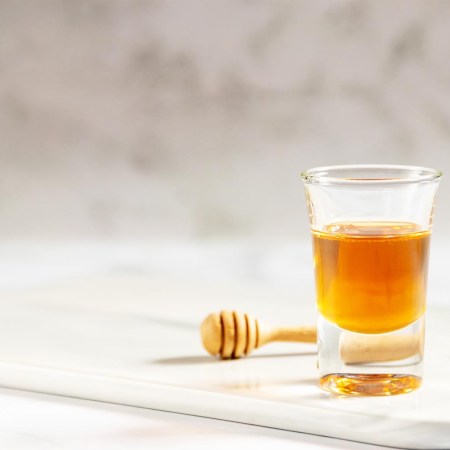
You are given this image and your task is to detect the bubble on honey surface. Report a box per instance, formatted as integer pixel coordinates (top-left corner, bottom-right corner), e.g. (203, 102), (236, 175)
(323, 222), (422, 236)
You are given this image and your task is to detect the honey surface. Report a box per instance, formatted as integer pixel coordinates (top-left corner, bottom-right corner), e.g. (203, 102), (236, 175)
(313, 222), (430, 333)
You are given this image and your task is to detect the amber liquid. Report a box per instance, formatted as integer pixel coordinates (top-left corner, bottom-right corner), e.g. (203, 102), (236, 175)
(314, 222), (429, 395)
(320, 373), (422, 396)
(313, 222), (430, 334)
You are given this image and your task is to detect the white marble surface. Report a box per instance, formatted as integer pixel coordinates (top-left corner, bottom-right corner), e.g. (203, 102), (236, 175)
(1, 239), (450, 449)
(0, 388), (394, 450)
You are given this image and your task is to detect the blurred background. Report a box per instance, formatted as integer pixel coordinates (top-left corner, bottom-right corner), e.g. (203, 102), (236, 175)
(0, 0), (449, 306)
(1, 0), (449, 241)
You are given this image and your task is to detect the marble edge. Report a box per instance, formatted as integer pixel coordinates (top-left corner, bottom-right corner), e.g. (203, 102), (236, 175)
(0, 361), (448, 449)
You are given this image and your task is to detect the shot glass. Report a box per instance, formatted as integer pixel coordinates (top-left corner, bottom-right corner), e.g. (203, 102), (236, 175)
(301, 165), (441, 396)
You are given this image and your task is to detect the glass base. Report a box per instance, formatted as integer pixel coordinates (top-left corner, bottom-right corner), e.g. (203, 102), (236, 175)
(318, 314), (424, 396)
(320, 373), (422, 396)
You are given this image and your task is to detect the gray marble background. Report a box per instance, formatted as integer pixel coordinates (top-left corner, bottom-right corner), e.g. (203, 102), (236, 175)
(1, 0), (449, 239)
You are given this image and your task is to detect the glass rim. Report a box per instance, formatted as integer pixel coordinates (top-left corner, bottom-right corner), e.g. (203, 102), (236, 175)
(301, 164), (442, 186)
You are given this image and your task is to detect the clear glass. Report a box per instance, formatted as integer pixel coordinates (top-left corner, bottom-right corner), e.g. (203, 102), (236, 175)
(301, 165), (442, 396)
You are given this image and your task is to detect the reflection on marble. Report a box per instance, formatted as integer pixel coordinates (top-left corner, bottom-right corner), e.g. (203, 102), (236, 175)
(0, 1), (449, 239)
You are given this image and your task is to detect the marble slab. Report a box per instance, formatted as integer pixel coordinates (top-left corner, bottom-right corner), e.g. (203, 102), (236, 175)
(0, 274), (449, 449)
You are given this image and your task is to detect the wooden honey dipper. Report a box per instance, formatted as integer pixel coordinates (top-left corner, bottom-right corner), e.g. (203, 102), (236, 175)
(200, 310), (422, 363)
(200, 310), (316, 359)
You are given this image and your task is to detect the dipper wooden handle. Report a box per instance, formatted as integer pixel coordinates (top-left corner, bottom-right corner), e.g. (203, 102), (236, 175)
(200, 310), (316, 359)
(200, 310), (422, 363)
(339, 332), (423, 364)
